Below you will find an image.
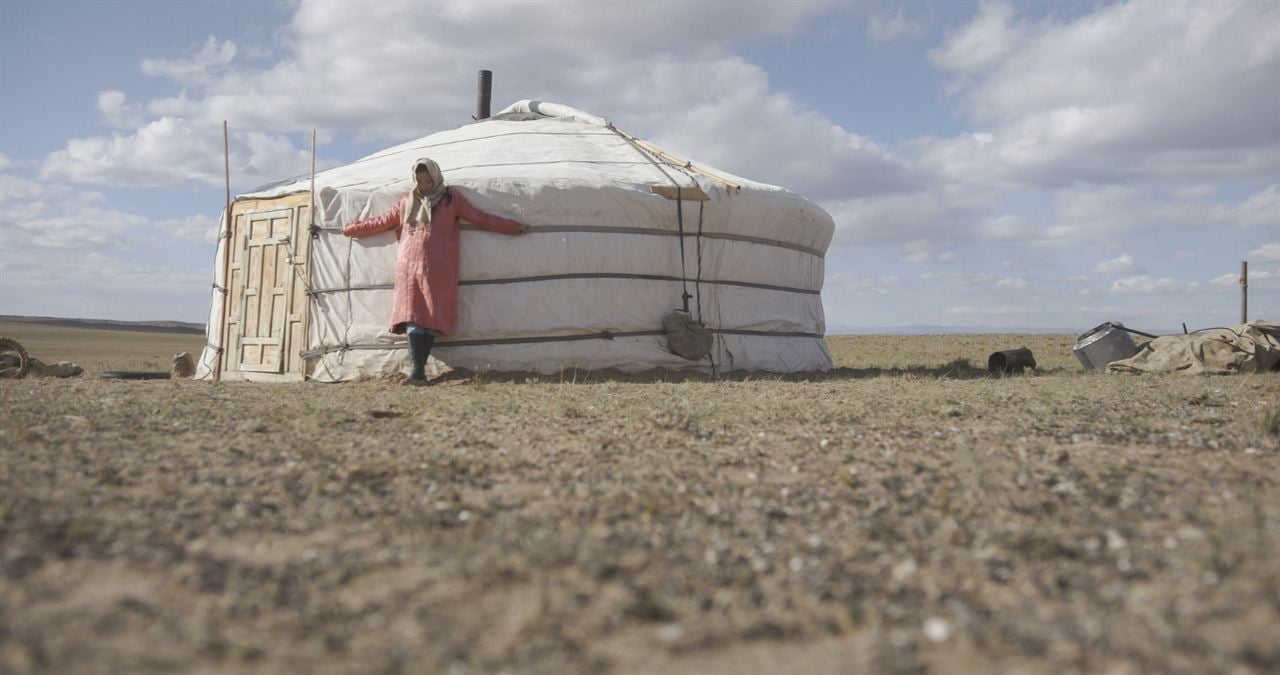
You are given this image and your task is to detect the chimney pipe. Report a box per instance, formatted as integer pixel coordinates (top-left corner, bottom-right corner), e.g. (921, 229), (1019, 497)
(477, 69), (492, 120)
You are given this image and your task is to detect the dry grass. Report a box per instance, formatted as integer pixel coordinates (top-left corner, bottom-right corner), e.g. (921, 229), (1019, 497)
(0, 321), (205, 375)
(1, 325), (1278, 675)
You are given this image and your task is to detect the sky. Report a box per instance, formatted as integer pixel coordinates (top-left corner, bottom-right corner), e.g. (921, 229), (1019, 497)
(1, 0), (1276, 333)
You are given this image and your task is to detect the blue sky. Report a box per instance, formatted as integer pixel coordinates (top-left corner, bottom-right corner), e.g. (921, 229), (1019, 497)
(1, 0), (1276, 332)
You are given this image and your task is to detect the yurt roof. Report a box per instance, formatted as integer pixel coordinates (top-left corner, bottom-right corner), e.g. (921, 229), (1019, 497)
(237, 100), (779, 203)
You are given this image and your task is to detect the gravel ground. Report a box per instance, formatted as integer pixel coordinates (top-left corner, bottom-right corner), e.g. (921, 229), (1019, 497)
(2, 333), (1278, 674)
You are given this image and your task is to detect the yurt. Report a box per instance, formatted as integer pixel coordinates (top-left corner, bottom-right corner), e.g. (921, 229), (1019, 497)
(194, 100), (834, 382)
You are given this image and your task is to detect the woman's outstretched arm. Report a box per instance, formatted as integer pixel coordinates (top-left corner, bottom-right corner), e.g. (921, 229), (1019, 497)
(452, 189), (525, 236)
(343, 197), (404, 238)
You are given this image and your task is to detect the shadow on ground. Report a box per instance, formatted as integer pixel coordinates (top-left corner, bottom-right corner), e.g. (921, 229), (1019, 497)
(431, 359), (1067, 385)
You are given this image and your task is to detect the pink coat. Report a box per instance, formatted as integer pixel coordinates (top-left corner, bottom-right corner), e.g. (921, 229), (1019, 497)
(343, 187), (521, 336)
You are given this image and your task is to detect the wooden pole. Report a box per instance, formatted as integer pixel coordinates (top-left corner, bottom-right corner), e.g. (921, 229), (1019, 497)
(213, 121), (232, 382)
(299, 128), (317, 376)
(1241, 260), (1248, 324)
(310, 129), (316, 229)
(305, 129), (313, 207)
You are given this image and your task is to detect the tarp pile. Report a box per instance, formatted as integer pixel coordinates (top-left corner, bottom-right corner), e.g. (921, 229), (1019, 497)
(1107, 321), (1280, 375)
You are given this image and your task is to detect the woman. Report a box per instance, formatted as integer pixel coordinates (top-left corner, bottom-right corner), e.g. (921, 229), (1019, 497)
(344, 158), (527, 385)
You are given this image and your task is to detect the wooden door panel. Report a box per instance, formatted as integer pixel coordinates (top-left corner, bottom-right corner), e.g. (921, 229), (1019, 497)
(236, 208), (295, 373)
(221, 193), (311, 380)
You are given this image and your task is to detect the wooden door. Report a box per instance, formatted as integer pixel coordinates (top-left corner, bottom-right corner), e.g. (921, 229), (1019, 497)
(237, 208), (293, 372)
(222, 193), (311, 380)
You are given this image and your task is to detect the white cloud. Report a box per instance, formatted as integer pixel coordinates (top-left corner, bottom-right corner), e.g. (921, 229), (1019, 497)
(1210, 273), (1238, 287)
(0, 175), (130, 249)
(1092, 254), (1138, 275)
(1250, 243), (1280, 262)
(2, 251), (208, 291)
(0, 250), (212, 321)
(995, 277), (1028, 289)
(1110, 275), (1185, 294)
(976, 214), (1036, 242)
(640, 59), (920, 200)
(97, 90), (144, 129)
(0, 173), (59, 204)
(136, 4), (833, 139)
(1212, 269), (1278, 286)
(926, 1), (1280, 189)
(1230, 184), (1280, 229)
(0, 173), (217, 250)
(1022, 183), (1277, 248)
(140, 37), (237, 86)
(1001, 253), (1055, 272)
(930, 1), (1024, 75)
(40, 1), (921, 203)
(901, 239), (957, 264)
(0, 173), (217, 321)
(824, 183), (993, 246)
(45, 0), (1272, 256)
(41, 117), (312, 188)
(0, 153), (20, 170)
(826, 272), (902, 296)
(161, 213), (220, 246)
(867, 6), (924, 43)
(922, 270), (1030, 290)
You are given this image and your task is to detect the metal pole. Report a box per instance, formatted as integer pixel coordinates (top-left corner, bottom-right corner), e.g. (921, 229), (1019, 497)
(477, 69), (492, 120)
(213, 120), (232, 382)
(1241, 260), (1248, 324)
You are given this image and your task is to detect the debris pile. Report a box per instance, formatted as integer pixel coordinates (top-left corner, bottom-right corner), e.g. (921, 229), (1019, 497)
(1107, 321), (1280, 375)
(0, 337), (82, 379)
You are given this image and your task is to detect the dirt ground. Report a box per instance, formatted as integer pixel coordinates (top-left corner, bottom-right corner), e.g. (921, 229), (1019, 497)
(1, 326), (1278, 674)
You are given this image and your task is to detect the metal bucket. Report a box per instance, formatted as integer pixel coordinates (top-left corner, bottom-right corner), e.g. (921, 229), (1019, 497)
(1073, 322), (1139, 371)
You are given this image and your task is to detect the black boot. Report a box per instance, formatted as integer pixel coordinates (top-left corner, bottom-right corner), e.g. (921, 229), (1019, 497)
(404, 331), (435, 385)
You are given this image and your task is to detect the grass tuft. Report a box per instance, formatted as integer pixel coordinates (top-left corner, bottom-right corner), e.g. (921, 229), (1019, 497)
(1263, 406), (1280, 440)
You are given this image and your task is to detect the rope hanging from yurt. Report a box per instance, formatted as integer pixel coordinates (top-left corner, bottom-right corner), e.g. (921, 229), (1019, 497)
(666, 170), (714, 369)
(674, 186), (692, 313)
(656, 171), (714, 360)
(605, 127), (716, 362)
(691, 196), (719, 375)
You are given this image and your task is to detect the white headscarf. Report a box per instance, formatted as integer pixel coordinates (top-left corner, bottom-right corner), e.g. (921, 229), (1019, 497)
(404, 157), (447, 228)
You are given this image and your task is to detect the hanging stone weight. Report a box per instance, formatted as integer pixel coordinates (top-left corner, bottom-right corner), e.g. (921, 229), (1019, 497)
(663, 312), (712, 361)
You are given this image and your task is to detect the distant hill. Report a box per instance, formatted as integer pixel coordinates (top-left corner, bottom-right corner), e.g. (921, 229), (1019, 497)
(0, 315), (206, 335)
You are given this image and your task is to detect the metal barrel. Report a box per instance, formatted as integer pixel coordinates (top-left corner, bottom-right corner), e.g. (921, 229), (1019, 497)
(1072, 322), (1139, 371)
(987, 347), (1036, 374)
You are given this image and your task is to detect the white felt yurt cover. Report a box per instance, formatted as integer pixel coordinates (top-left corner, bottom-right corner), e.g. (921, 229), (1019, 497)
(196, 101), (834, 381)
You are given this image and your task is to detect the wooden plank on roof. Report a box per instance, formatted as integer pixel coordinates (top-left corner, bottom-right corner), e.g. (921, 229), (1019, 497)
(650, 185), (710, 201)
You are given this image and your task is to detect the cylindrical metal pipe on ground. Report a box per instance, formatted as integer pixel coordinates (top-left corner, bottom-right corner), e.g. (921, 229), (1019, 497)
(988, 347), (1037, 375)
